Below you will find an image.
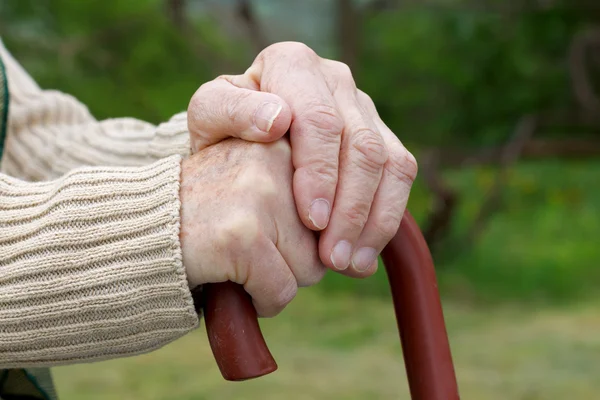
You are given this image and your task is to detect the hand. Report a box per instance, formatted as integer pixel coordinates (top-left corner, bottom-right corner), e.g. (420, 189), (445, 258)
(187, 42), (418, 277)
(179, 138), (327, 317)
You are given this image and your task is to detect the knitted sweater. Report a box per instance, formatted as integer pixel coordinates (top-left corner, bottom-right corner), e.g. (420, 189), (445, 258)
(0, 40), (200, 369)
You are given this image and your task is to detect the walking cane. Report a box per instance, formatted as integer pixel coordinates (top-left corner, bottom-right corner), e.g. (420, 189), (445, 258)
(195, 210), (460, 400)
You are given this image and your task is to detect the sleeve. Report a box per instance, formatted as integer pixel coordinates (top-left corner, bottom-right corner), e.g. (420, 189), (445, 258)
(0, 40), (200, 368)
(0, 155), (200, 368)
(0, 39), (192, 182)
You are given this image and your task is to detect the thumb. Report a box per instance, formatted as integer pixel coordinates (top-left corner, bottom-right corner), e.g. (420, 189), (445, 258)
(187, 77), (292, 153)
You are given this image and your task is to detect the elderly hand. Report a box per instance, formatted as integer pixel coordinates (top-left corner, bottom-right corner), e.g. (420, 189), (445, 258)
(187, 42), (417, 277)
(180, 138), (326, 317)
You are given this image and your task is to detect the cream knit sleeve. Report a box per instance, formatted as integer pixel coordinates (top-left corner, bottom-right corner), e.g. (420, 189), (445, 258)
(0, 156), (199, 368)
(0, 41), (200, 368)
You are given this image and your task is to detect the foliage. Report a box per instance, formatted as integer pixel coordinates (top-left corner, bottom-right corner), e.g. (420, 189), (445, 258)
(1, 0), (599, 302)
(0, 0), (250, 123)
(357, 6), (587, 148)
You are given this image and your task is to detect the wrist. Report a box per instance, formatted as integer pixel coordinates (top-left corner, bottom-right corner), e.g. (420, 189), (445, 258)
(179, 155), (209, 290)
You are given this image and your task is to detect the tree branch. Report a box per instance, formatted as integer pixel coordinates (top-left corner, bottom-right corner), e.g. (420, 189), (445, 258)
(336, 0), (360, 69)
(468, 115), (538, 241)
(236, 0), (268, 55)
(166, 0), (188, 31)
(428, 137), (600, 168)
(569, 27), (600, 113)
(421, 149), (459, 252)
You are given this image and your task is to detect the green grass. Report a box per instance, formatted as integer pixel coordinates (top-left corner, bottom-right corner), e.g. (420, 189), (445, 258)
(53, 289), (600, 400)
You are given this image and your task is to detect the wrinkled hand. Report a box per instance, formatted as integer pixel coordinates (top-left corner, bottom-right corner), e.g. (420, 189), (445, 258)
(187, 42), (417, 276)
(179, 138), (328, 317)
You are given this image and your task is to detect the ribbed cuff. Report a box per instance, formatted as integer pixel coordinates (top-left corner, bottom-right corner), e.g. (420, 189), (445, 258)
(0, 155), (199, 368)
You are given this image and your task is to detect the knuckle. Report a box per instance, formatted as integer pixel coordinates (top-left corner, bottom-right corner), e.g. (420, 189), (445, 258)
(190, 80), (211, 100)
(351, 128), (388, 173)
(261, 41), (318, 63)
(299, 159), (338, 188)
(214, 74), (232, 83)
(298, 265), (327, 287)
(225, 90), (253, 126)
(299, 103), (344, 139)
(322, 60), (356, 92)
(187, 88), (208, 121)
(259, 138), (292, 163)
(188, 80), (256, 132)
(190, 79), (221, 104)
(341, 204), (370, 230)
(282, 42), (317, 57)
(187, 92), (199, 114)
(330, 60), (354, 82)
(249, 144), (293, 178)
(270, 138), (292, 159)
(386, 143), (418, 185)
(272, 278), (297, 310)
(357, 89), (376, 111)
(288, 42), (317, 58)
(233, 165), (278, 198)
(372, 210), (403, 241)
(215, 213), (262, 251)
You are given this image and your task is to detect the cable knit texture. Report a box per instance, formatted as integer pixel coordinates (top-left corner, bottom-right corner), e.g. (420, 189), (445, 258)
(0, 39), (199, 368)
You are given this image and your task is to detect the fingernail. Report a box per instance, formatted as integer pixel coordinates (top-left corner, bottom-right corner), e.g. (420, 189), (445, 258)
(308, 198), (330, 230)
(254, 102), (282, 133)
(330, 240), (352, 271)
(352, 247), (378, 272)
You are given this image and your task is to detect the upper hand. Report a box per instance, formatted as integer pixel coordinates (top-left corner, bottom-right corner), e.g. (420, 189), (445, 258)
(187, 42), (418, 277)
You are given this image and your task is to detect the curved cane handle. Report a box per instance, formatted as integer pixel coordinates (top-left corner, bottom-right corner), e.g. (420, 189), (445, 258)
(200, 282), (277, 381)
(196, 210), (460, 398)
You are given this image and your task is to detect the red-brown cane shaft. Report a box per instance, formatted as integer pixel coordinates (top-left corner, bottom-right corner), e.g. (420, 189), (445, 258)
(200, 210), (460, 399)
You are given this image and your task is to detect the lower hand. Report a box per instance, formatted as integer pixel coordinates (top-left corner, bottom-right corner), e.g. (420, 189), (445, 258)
(187, 42), (418, 277)
(179, 138), (333, 317)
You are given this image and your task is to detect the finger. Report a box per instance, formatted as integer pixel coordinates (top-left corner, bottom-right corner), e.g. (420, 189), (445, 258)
(242, 237), (298, 318)
(279, 225), (327, 288)
(318, 84), (388, 272)
(350, 90), (418, 273)
(251, 137), (328, 287)
(329, 257), (379, 279)
(274, 177), (327, 288)
(249, 43), (344, 232)
(187, 77), (292, 153)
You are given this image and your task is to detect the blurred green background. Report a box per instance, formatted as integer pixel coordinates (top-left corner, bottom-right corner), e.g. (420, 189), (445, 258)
(2, 0), (599, 398)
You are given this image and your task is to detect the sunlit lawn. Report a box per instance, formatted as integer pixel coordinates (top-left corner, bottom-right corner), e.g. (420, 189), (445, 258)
(53, 287), (600, 400)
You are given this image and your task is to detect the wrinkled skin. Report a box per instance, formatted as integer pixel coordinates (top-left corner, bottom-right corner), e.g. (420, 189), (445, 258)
(187, 42), (418, 277)
(179, 138), (327, 317)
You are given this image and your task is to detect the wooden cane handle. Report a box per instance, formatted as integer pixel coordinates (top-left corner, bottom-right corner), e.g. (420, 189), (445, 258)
(198, 282), (277, 381)
(197, 210), (460, 398)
